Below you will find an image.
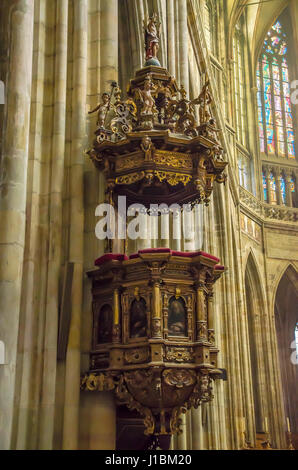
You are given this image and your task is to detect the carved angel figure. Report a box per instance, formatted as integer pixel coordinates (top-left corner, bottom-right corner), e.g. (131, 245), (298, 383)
(144, 13), (161, 61)
(88, 92), (110, 128)
(192, 80), (213, 125)
(134, 75), (157, 116)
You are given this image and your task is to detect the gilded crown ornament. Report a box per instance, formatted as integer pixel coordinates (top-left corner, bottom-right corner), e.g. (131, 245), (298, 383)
(86, 13), (227, 208)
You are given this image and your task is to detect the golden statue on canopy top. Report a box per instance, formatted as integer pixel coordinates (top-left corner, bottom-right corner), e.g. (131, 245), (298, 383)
(144, 13), (161, 66)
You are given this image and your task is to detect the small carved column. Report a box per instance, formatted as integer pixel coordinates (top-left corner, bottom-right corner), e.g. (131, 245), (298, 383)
(196, 279), (207, 341)
(264, 166), (272, 204)
(113, 288), (121, 342)
(275, 166), (283, 205)
(207, 290), (215, 345)
(285, 169), (293, 208)
(152, 281), (162, 338)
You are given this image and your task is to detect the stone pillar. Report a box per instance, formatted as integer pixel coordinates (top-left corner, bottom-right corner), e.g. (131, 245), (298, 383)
(166, 0), (175, 76)
(177, 413), (187, 449)
(285, 169), (293, 207)
(62, 0), (88, 450)
(275, 166), (283, 206)
(100, 0), (118, 93)
(0, 0), (34, 450)
(38, 0), (69, 449)
(264, 167), (272, 204)
(177, 0), (189, 95)
(80, 392), (116, 449)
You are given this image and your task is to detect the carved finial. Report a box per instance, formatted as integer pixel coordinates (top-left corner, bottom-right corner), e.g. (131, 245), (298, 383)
(144, 13), (161, 67)
(175, 287), (181, 299)
(134, 287), (140, 300)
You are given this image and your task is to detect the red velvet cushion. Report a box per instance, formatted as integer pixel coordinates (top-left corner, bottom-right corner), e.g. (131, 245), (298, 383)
(129, 253), (139, 259)
(172, 250), (194, 257)
(172, 250), (220, 262)
(94, 253), (128, 266)
(214, 264), (225, 270)
(138, 248), (172, 254)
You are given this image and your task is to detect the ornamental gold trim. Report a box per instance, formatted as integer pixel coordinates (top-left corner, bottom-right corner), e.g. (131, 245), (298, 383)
(155, 170), (192, 186)
(154, 150), (193, 170)
(115, 171), (145, 185)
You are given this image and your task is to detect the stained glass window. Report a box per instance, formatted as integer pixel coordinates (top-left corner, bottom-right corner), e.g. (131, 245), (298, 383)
(204, 1), (216, 55)
(233, 19), (247, 147)
(263, 171), (268, 202)
(257, 19), (296, 159)
(290, 177), (295, 193)
(269, 172), (277, 204)
(238, 155), (250, 190)
(280, 175), (286, 204)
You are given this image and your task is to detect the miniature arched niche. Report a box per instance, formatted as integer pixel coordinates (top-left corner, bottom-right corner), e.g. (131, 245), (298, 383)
(130, 297), (147, 338)
(168, 296), (187, 337)
(97, 304), (113, 344)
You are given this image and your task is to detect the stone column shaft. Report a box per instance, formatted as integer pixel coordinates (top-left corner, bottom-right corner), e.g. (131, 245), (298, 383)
(39, 0), (69, 449)
(166, 0), (175, 76)
(0, 0), (34, 450)
(62, 0), (87, 450)
(178, 0), (189, 94)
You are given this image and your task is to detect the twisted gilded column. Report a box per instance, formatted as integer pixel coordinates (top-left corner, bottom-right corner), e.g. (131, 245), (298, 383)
(0, 0), (34, 450)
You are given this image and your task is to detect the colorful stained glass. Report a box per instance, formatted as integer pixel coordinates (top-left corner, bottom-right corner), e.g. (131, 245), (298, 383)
(279, 42), (287, 55)
(284, 97), (291, 113)
(287, 129), (295, 142)
(285, 112), (293, 128)
(283, 81), (290, 97)
(290, 178), (295, 193)
(288, 143), (296, 158)
(271, 36), (280, 47)
(273, 80), (280, 95)
(272, 67), (280, 81)
(264, 78), (271, 93)
(262, 60), (270, 78)
(276, 125), (284, 141)
(280, 176), (286, 203)
(260, 137), (265, 153)
(264, 93), (272, 107)
(257, 18), (295, 160)
(278, 141), (286, 156)
(272, 21), (282, 34)
(269, 173), (277, 203)
(265, 107), (273, 125)
(263, 172), (268, 201)
(282, 66), (289, 82)
(274, 96), (282, 111)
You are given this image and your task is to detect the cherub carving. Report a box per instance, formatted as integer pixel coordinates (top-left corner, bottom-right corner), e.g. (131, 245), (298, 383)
(140, 136), (154, 161)
(88, 92), (110, 128)
(134, 75), (158, 116)
(192, 80), (213, 125)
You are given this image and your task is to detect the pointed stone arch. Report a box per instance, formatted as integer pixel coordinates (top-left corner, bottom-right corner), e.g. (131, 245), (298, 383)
(274, 264), (298, 436)
(244, 251), (267, 432)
